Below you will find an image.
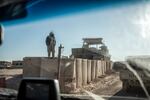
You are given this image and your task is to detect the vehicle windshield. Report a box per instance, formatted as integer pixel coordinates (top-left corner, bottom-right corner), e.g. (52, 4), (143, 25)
(0, 0), (150, 100)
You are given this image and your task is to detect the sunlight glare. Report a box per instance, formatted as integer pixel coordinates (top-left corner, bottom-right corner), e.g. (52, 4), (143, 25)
(134, 3), (150, 39)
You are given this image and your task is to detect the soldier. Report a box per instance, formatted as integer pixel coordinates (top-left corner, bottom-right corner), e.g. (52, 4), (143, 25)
(46, 32), (56, 58)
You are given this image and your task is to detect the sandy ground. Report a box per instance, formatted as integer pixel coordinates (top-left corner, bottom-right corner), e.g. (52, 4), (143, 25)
(0, 68), (148, 100)
(0, 68), (23, 90)
(84, 72), (148, 99)
(92, 73), (122, 96)
(62, 72), (148, 100)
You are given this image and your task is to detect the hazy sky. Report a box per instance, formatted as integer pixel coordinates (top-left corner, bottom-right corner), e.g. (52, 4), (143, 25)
(1, 1), (150, 61)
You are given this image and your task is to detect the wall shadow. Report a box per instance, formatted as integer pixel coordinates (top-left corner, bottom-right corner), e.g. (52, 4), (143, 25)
(109, 88), (147, 100)
(6, 74), (23, 91)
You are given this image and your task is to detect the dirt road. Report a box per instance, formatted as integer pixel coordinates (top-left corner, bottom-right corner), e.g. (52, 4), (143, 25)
(62, 73), (148, 100)
(91, 73), (148, 100)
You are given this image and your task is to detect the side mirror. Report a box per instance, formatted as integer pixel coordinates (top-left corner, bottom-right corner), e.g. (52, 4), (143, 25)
(17, 78), (61, 100)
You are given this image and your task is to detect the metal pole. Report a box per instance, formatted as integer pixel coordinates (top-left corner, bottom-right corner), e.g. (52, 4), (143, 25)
(57, 44), (64, 80)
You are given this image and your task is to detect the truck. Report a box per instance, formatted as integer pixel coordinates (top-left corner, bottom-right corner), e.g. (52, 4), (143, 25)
(72, 38), (111, 60)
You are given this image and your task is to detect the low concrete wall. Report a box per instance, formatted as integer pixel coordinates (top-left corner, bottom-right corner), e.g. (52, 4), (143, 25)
(23, 57), (76, 93)
(40, 58), (58, 78)
(23, 57), (41, 77)
(23, 57), (113, 93)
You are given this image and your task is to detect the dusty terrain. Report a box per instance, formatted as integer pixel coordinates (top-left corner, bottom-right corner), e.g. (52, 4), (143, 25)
(0, 68), (148, 100)
(0, 68), (23, 90)
(62, 72), (148, 100)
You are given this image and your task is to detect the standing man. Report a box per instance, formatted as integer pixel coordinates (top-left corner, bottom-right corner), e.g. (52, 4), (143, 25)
(46, 32), (56, 58)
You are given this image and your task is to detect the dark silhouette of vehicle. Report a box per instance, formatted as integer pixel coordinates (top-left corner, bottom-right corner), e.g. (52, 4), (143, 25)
(72, 38), (111, 60)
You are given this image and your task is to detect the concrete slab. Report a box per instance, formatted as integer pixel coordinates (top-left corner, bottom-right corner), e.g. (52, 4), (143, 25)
(23, 57), (42, 77)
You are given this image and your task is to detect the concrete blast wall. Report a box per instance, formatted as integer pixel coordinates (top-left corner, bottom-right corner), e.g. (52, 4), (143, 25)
(96, 60), (100, 78)
(87, 60), (91, 83)
(76, 59), (82, 88)
(23, 57), (76, 93)
(82, 59), (87, 85)
(23, 57), (112, 93)
(98, 61), (102, 76)
(75, 59), (113, 89)
(91, 60), (96, 81)
(23, 57), (41, 77)
(40, 58), (58, 78)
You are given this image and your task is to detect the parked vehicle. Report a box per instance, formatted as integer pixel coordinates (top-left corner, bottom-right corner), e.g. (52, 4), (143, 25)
(72, 38), (111, 60)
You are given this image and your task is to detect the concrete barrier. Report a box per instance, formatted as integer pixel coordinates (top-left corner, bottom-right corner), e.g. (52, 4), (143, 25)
(99, 60), (102, 77)
(95, 60), (99, 79)
(105, 61), (108, 73)
(63, 59), (76, 93)
(40, 58), (58, 78)
(110, 61), (113, 70)
(96, 60), (100, 78)
(23, 57), (41, 77)
(87, 60), (91, 83)
(104, 61), (106, 74)
(23, 57), (76, 93)
(23, 57), (113, 93)
(91, 60), (96, 81)
(76, 58), (82, 88)
(82, 59), (87, 85)
(106, 61), (110, 72)
(101, 61), (105, 75)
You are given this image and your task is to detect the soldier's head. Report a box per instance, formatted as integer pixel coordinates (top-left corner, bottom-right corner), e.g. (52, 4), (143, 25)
(49, 32), (54, 37)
